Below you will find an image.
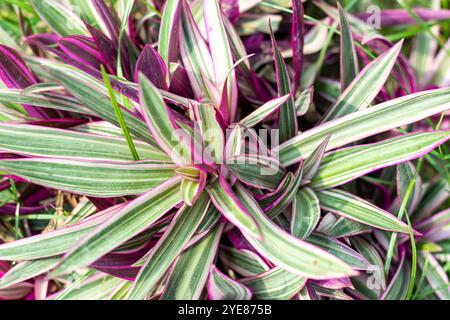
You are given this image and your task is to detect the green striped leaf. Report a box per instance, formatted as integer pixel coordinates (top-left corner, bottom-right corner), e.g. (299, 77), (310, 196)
(381, 254), (410, 300)
(160, 223), (223, 300)
(128, 193), (210, 300)
(325, 218), (370, 238)
(265, 165), (303, 219)
(55, 274), (125, 300)
(317, 189), (410, 233)
(277, 88), (450, 166)
(0, 158), (176, 197)
(204, 0), (237, 122)
(139, 74), (192, 165)
(234, 183), (356, 279)
(194, 103), (224, 163)
(0, 89), (93, 115)
(240, 267), (306, 300)
(45, 63), (157, 146)
(208, 265), (252, 300)
(418, 252), (450, 300)
(396, 161), (422, 214)
(0, 205), (121, 260)
(321, 41), (402, 122)
(239, 94), (290, 128)
(31, 0), (88, 36)
(0, 124), (170, 162)
(179, 0), (217, 103)
(180, 179), (201, 206)
(158, 0), (181, 75)
(291, 187), (320, 239)
(311, 131), (450, 189)
(351, 237), (386, 290)
(219, 246), (270, 277)
(270, 28), (297, 143)
(303, 134), (331, 183)
(51, 177), (182, 276)
(338, 3), (359, 91)
(226, 155), (286, 190)
(295, 87), (313, 116)
(207, 178), (261, 239)
(306, 234), (370, 270)
(0, 257), (59, 289)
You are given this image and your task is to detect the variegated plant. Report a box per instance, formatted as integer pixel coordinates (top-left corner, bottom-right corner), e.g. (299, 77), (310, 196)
(0, 0), (449, 300)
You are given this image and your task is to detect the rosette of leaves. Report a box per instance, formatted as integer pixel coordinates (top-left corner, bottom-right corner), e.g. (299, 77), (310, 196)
(0, 0), (449, 300)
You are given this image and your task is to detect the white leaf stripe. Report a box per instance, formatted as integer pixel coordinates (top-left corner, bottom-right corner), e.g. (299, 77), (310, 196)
(139, 74), (192, 165)
(338, 3), (359, 91)
(207, 178), (261, 239)
(31, 0), (88, 36)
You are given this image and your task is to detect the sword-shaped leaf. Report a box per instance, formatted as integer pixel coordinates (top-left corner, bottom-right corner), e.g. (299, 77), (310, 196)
(0, 158), (176, 197)
(0, 257), (59, 289)
(240, 267), (306, 300)
(321, 41), (402, 122)
(317, 189), (411, 233)
(311, 131), (450, 189)
(179, 0), (217, 103)
(277, 88), (450, 166)
(0, 124), (170, 162)
(208, 265), (252, 300)
(193, 103), (224, 164)
(207, 177), (261, 239)
(128, 193), (210, 300)
(204, 0), (237, 122)
(0, 204), (122, 260)
(31, 0), (88, 37)
(338, 3), (359, 91)
(139, 74), (192, 165)
(50, 177), (182, 276)
(234, 183), (356, 279)
(160, 223), (223, 300)
(291, 187), (320, 239)
(239, 94), (290, 128)
(270, 27), (297, 143)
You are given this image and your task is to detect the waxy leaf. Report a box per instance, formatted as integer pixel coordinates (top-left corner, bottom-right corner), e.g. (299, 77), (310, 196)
(277, 88), (450, 166)
(129, 193), (210, 300)
(0, 158), (176, 197)
(51, 177), (182, 276)
(317, 189), (410, 233)
(291, 187), (320, 239)
(208, 265), (252, 300)
(311, 132), (450, 189)
(234, 183), (356, 279)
